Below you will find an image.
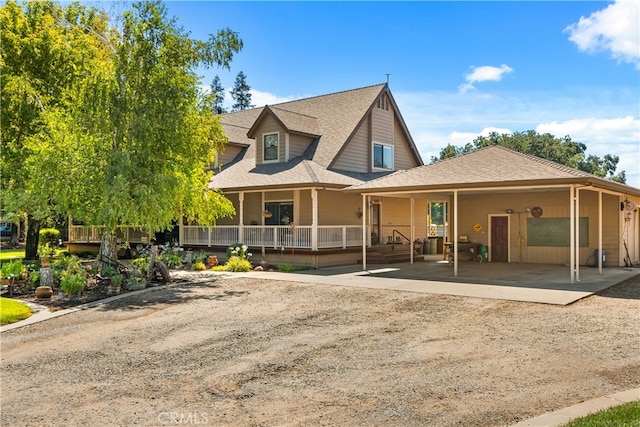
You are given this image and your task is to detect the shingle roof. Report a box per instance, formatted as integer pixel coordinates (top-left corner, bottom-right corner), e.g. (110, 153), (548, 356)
(211, 84), (406, 191)
(247, 106), (320, 138)
(346, 145), (640, 195)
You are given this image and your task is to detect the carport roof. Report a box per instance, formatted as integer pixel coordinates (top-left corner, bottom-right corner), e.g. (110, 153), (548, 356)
(345, 146), (640, 196)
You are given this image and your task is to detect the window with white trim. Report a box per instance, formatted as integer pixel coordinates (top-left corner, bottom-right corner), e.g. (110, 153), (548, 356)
(263, 133), (279, 162)
(373, 142), (393, 170)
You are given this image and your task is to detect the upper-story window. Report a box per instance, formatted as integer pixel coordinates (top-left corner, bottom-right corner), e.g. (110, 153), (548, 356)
(263, 132), (279, 162)
(373, 142), (393, 170)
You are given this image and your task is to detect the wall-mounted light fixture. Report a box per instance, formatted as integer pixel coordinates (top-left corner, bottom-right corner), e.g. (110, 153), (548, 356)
(357, 207), (363, 219)
(505, 209), (514, 214)
(524, 207), (532, 213)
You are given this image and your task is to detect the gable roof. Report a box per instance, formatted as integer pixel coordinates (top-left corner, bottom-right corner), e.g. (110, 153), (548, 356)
(346, 145), (640, 196)
(211, 83), (420, 192)
(247, 105), (320, 139)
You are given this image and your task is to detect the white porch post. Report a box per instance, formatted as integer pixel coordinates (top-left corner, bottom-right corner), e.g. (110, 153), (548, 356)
(453, 190), (458, 277)
(311, 188), (318, 251)
(575, 188), (581, 282)
(410, 197), (415, 264)
(598, 191), (603, 274)
(570, 186), (575, 283)
(238, 192), (245, 243)
(362, 194), (367, 271)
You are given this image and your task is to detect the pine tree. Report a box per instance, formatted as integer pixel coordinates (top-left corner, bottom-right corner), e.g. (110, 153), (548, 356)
(210, 75), (226, 114)
(230, 71), (253, 111)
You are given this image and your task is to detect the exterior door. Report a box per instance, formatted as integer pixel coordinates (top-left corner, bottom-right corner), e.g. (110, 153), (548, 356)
(371, 203), (381, 244)
(491, 216), (509, 262)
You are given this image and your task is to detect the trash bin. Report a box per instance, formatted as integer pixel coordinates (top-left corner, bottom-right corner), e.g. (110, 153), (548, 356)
(593, 249), (606, 267)
(429, 237), (437, 255)
(479, 245), (488, 262)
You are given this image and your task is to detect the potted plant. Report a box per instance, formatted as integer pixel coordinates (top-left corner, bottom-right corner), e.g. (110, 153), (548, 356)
(109, 273), (123, 294)
(1, 260), (28, 297)
(60, 271), (85, 301)
(1, 260), (27, 285)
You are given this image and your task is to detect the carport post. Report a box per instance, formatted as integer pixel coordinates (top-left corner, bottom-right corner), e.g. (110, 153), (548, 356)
(570, 186), (575, 283)
(362, 194), (367, 271)
(453, 190), (458, 277)
(410, 197), (415, 264)
(598, 190), (603, 274)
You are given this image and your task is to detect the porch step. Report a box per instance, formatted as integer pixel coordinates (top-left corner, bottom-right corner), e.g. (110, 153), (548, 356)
(361, 244), (414, 264)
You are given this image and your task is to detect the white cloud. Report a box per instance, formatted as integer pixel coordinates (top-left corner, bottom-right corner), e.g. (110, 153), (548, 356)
(458, 64), (514, 93)
(565, 0), (640, 69)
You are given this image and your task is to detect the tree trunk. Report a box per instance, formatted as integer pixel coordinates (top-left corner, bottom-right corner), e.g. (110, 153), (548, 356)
(24, 216), (41, 261)
(8, 225), (19, 248)
(99, 233), (118, 271)
(147, 245), (158, 282)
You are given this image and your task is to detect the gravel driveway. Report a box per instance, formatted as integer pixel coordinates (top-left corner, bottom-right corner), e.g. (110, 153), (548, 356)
(1, 273), (639, 426)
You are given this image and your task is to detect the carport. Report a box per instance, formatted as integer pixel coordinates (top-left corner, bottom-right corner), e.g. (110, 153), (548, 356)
(346, 146), (640, 283)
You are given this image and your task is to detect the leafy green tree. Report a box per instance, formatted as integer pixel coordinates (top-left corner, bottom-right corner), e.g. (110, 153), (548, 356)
(431, 130), (626, 183)
(230, 71), (253, 111)
(210, 75), (226, 114)
(0, 0), (111, 258)
(14, 0), (243, 263)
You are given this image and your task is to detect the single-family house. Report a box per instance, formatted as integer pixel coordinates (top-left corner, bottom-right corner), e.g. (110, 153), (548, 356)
(68, 83), (640, 278)
(180, 83), (425, 267)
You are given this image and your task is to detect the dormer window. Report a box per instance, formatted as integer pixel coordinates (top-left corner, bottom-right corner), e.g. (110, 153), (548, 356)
(263, 132), (279, 162)
(373, 142), (393, 170)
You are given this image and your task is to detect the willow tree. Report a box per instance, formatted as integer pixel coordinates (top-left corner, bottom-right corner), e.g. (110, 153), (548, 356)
(31, 0), (242, 263)
(0, 0), (111, 258)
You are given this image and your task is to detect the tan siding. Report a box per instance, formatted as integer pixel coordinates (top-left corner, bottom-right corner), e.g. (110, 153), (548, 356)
(218, 145), (243, 166)
(265, 191), (293, 201)
(393, 119), (418, 170)
(377, 198), (428, 243)
(255, 115), (284, 165)
(332, 115), (371, 172)
(243, 193), (262, 225)
(371, 106), (393, 143)
(318, 191), (363, 225)
(298, 190), (312, 226)
(216, 193), (240, 225)
(456, 190), (622, 266)
(289, 133), (313, 159)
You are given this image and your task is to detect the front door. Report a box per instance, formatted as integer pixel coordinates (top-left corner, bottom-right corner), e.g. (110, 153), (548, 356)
(491, 216), (509, 262)
(371, 203), (381, 244)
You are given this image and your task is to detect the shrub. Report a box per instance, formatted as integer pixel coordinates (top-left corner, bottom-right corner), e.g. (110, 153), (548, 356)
(131, 257), (149, 275)
(60, 272), (85, 294)
(224, 257), (252, 272)
(0, 259), (26, 279)
(226, 244), (252, 261)
(192, 251), (209, 264)
(278, 264), (295, 272)
(193, 261), (206, 271)
(39, 228), (61, 247)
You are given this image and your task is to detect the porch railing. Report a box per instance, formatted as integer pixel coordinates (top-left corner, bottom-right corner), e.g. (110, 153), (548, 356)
(70, 224), (364, 250)
(180, 225), (363, 250)
(68, 225), (152, 244)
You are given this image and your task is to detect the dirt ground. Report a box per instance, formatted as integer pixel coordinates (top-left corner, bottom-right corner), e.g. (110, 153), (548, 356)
(1, 272), (639, 427)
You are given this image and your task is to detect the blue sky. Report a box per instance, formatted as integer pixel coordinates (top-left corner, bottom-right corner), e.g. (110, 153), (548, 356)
(160, 1), (639, 187)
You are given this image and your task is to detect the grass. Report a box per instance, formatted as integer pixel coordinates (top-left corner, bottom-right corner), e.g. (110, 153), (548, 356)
(563, 400), (640, 426)
(0, 297), (33, 326)
(0, 249), (25, 261)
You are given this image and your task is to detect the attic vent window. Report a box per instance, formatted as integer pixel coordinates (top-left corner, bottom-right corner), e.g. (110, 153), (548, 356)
(376, 96), (389, 111)
(263, 133), (279, 162)
(373, 142), (393, 170)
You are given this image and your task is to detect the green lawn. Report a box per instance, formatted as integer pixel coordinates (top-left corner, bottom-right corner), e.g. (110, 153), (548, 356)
(0, 297), (33, 326)
(563, 400), (640, 426)
(0, 248), (25, 261)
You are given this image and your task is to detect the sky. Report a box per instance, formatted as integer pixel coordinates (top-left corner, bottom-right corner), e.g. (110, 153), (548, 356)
(155, 1), (638, 187)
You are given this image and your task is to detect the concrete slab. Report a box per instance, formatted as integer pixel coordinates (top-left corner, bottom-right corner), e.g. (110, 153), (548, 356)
(235, 262), (638, 305)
